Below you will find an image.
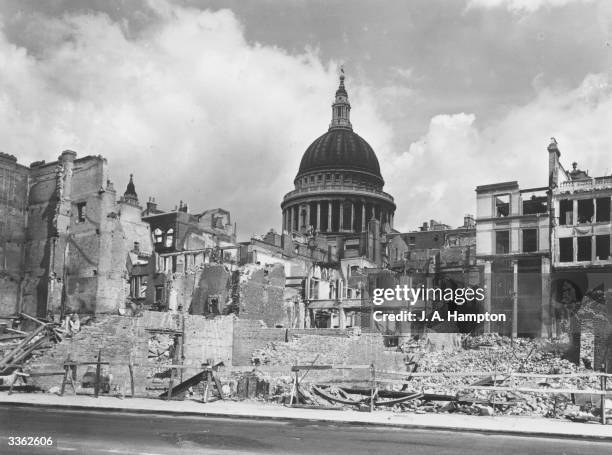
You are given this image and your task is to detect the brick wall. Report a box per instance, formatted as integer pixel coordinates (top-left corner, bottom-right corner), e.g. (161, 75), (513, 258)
(238, 263), (287, 327)
(29, 311), (233, 395)
(232, 319), (286, 366)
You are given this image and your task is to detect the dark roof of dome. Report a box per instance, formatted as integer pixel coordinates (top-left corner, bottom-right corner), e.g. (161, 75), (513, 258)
(297, 129), (382, 182)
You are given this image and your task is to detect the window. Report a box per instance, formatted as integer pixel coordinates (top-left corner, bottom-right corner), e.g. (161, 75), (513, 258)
(76, 202), (86, 223)
(155, 285), (165, 304)
(130, 276), (147, 299)
(495, 230), (510, 254)
(596, 197), (611, 222)
(559, 238), (573, 262)
(495, 194), (510, 217)
(522, 229), (537, 253)
(559, 199), (573, 225)
(577, 236), (591, 261)
(206, 296), (220, 315)
(522, 196), (547, 215)
(577, 199), (594, 224)
(154, 228), (163, 244)
(596, 235), (610, 260)
(165, 228), (174, 247)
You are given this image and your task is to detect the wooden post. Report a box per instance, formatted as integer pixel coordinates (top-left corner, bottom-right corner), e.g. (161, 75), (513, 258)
(369, 362), (376, 412)
(167, 368), (174, 401)
(128, 362), (135, 398)
(94, 349), (101, 398)
(203, 370), (211, 403)
(601, 375), (607, 425)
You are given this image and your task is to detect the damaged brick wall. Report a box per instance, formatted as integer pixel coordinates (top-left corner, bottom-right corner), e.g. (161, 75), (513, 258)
(238, 263), (287, 327)
(28, 311), (233, 395)
(189, 264), (231, 315)
(232, 319), (404, 371)
(0, 153), (29, 317)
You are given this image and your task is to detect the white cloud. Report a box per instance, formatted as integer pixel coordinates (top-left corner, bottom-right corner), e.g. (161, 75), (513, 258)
(0, 1), (392, 238)
(385, 71), (612, 231)
(467, 0), (594, 13)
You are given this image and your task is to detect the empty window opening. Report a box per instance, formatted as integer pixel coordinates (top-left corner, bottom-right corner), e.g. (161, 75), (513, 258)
(577, 199), (594, 224)
(559, 199), (573, 225)
(522, 229), (537, 253)
(153, 228), (163, 244)
(596, 235), (610, 260)
(495, 195), (510, 217)
(154, 285), (165, 304)
(577, 236), (592, 261)
(495, 230), (510, 254)
(559, 238), (573, 262)
(76, 202), (86, 223)
(596, 197), (611, 222)
(165, 228), (174, 248)
(522, 195), (548, 215)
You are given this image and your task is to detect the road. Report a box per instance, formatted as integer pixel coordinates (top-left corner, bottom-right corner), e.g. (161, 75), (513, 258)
(0, 406), (610, 454)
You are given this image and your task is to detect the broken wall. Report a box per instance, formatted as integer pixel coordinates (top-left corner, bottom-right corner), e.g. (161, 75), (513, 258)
(0, 154), (29, 316)
(29, 311), (234, 395)
(238, 263), (287, 327)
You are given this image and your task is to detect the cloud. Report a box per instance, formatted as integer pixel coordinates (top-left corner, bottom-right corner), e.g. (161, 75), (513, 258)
(385, 71), (612, 232)
(467, 0), (594, 13)
(0, 1), (392, 239)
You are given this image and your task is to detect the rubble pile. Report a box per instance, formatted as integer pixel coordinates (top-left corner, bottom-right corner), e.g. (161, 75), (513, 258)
(251, 333), (605, 421)
(392, 333), (601, 419)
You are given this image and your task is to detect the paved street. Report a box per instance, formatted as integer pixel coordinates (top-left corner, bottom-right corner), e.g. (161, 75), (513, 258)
(0, 406), (610, 455)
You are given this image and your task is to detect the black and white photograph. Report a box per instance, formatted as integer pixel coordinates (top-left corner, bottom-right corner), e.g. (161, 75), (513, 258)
(0, 0), (611, 453)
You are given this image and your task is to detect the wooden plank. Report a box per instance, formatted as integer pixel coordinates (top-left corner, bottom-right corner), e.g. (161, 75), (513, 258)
(465, 385), (606, 395)
(19, 312), (47, 326)
(0, 325), (47, 369)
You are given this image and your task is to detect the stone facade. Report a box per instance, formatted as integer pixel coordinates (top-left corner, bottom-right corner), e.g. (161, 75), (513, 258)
(0, 151), (153, 319)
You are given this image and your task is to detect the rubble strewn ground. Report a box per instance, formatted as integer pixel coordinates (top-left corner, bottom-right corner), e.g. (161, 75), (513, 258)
(243, 333), (609, 423)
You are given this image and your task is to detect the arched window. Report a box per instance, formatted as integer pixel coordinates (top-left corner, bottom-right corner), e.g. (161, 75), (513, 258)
(154, 228), (163, 244)
(165, 228), (174, 247)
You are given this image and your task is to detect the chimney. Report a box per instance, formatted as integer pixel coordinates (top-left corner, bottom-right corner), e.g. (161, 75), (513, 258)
(146, 197), (157, 213)
(463, 214), (475, 228)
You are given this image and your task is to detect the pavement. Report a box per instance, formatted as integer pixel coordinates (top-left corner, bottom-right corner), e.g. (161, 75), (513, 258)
(1, 406), (612, 455)
(1, 392), (611, 441)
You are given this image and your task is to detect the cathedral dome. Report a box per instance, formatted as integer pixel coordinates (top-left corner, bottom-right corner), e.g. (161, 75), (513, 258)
(297, 129), (383, 184)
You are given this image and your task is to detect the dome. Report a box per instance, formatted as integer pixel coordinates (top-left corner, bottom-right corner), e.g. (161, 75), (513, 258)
(297, 129), (383, 184)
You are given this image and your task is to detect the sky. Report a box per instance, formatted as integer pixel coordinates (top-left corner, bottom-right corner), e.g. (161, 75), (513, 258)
(1, 0), (612, 239)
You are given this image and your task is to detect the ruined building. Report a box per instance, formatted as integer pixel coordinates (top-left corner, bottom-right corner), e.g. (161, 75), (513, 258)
(0, 151), (152, 319)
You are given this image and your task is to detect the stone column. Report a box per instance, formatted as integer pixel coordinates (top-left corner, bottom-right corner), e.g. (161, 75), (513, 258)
(350, 201), (355, 232)
(282, 210), (287, 232)
(306, 203), (311, 229)
(572, 199), (578, 224)
(573, 236), (578, 262)
(328, 201), (333, 232)
(483, 261), (492, 333)
(338, 307), (346, 329)
(361, 203), (366, 232)
(339, 201), (344, 232)
(512, 259), (518, 339)
(592, 235), (597, 261)
(541, 257), (551, 338)
(316, 202), (321, 231)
